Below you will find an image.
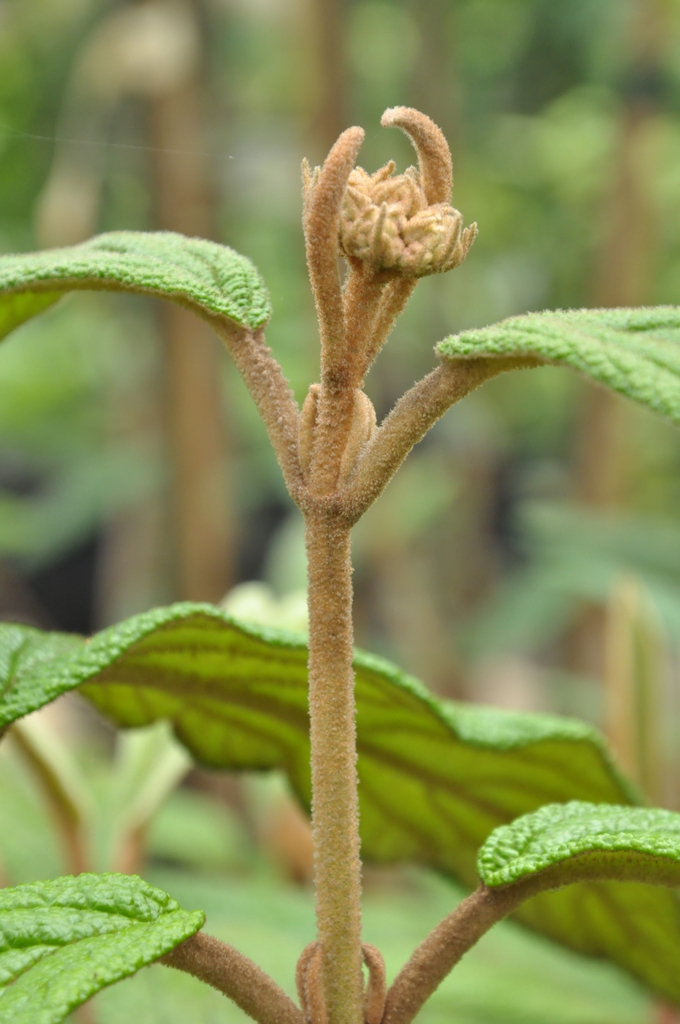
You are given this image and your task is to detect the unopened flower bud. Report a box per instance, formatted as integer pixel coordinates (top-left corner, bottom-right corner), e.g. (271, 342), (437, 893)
(339, 163), (476, 277)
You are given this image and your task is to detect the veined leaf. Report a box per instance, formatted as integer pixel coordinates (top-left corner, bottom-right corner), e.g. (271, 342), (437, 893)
(478, 802), (680, 1002)
(0, 872), (203, 1023)
(0, 604), (677, 1001)
(0, 231), (271, 341)
(438, 307), (680, 422)
(0, 605), (636, 873)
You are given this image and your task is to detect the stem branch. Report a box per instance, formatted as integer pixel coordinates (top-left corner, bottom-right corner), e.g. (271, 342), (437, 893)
(343, 356), (538, 520)
(382, 886), (524, 1024)
(214, 322), (303, 497)
(162, 932), (304, 1024)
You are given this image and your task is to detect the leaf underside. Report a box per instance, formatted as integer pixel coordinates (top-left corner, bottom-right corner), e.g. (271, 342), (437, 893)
(0, 231), (271, 342)
(0, 872), (203, 1024)
(3, 605), (678, 1001)
(438, 306), (680, 423)
(479, 802), (680, 1001)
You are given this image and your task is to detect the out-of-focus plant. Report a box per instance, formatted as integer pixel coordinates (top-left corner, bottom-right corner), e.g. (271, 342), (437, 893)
(6, 105), (680, 1024)
(3, 717), (191, 877)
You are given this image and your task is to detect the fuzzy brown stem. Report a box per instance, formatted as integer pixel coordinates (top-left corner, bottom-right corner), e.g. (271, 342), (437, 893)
(344, 356), (541, 519)
(162, 931), (304, 1024)
(342, 265), (388, 386)
(342, 360), (491, 520)
(296, 942), (328, 1024)
(214, 322), (303, 498)
(362, 944), (387, 1024)
(309, 386), (359, 496)
(363, 278), (417, 374)
(305, 513), (363, 1024)
(296, 943), (320, 1023)
(382, 886), (523, 1024)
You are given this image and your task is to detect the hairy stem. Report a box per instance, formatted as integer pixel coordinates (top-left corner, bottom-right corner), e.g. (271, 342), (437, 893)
(382, 886), (523, 1024)
(343, 356), (539, 520)
(162, 932), (304, 1024)
(308, 385), (358, 496)
(362, 944), (387, 1024)
(343, 359), (490, 520)
(363, 278), (417, 374)
(305, 513), (363, 1024)
(342, 265), (387, 386)
(296, 942), (327, 1024)
(214, 322), (303, 497)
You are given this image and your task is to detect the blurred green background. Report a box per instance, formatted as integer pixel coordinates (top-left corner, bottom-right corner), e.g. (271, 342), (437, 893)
(4, 0), (680, 1020)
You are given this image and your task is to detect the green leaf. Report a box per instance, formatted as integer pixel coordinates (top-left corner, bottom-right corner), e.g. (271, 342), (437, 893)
(2, 605), (678, 1001)
(479, 801), (680, 888)
(478, 802), (680, 1003)
(0, 607), (637, 864)
(0, 872), (203, 1023)
(438, 307), (680, 422)
(0, 231), (271, 341)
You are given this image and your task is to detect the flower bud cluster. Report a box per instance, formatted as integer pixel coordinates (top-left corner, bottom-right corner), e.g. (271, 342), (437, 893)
(339, 162), (476, 277)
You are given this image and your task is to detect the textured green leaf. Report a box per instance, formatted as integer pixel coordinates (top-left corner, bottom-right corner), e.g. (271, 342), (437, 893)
(2, 605), (679, 1000)
(438, 307), (680, 422)
(479, 801), (680, 888)
(0, 872), (203, 1023)
(0, 605), (662, 992)
(478, 802), (680, 1002)
(0, 231), (271, 340)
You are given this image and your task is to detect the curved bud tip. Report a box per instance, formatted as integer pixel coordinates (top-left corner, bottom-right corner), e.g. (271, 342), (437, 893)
(318, 127), (365, 196)
(381, 106), (453, 205)
(303, 125), (364, 238)
(303, 125), (365, 356)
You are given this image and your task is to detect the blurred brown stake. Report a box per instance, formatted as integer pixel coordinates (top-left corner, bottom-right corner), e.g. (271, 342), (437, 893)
(307, 0), (348, 152)
(577, 0), (665, 507)
(571, 0), (666, 680)
(587, 26), (679, 1024)
(408, 0), (463, 160)
(144, 0), (232, 601)
(604, 577), (666, 806)
(37, 0), (234, 607)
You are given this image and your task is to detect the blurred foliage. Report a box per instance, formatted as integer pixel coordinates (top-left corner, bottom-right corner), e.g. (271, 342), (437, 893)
(3, 0), (680, 645)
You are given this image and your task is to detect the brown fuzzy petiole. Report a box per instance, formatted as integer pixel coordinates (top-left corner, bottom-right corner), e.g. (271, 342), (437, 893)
(162, 932), (304, 1024)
